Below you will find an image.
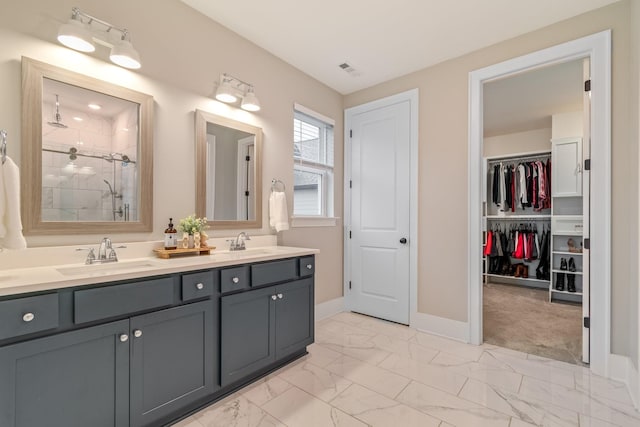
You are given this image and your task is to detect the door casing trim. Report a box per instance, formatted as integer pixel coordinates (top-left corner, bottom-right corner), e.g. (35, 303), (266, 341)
(468, 30), (611, 376)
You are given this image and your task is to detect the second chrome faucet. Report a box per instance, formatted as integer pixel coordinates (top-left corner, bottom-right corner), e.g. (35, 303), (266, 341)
(227, 232), (251, 251)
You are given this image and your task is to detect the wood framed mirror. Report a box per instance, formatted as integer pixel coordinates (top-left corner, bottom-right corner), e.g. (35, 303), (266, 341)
(195, 109), (262, 229)
(21, 57), (153, 235)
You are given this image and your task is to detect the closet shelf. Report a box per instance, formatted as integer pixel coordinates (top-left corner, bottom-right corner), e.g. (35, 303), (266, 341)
(552, 231), (583, 236)
(552, 250), (583, 256)
(551, 269), (583, 275)
(550, 289), (583, 296)
(486, 215), (551, 219)
(484, 273), (549, 283)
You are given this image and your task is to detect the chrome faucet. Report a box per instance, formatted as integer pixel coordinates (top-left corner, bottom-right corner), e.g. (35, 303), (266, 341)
(78, 237), (121, 264)
(228, 232), (251, 251)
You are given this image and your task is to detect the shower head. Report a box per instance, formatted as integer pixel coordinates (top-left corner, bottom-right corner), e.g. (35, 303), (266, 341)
(103, 179), (115, 195)
(47, 94), (68, 129)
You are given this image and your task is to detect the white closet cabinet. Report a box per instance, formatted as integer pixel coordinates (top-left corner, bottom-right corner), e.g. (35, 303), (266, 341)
(551, 138), (582, 197)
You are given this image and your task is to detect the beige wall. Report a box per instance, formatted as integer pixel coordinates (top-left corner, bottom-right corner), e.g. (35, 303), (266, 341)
(345, 1), (635, 355)
(483, 128), (552, 158)
(631, 0), (640, 370)
(0, 0), (344, 304)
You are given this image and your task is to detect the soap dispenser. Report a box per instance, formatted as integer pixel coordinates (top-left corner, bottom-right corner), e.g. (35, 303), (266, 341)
(164, 218), (177, 250)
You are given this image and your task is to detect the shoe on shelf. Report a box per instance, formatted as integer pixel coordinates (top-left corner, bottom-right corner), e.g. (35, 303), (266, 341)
(514, 264), (522, 277)
(567, 273), (576, 292)
(522, 265), (529, 279)
(555, 272), (565, 291)
(560, 258), (568, 271)
(568, 257), (576, 272)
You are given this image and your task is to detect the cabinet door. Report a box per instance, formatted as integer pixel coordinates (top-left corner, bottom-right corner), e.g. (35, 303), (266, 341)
(221, 286), (276, 386)
(552, 138), (583, 197)
(0, 320), (130, 427)
(130, 300), (216, 427)
(275, 278), (314, 359)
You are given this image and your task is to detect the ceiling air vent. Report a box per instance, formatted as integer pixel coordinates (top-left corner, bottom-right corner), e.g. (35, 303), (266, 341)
(339, 62), (362, 77)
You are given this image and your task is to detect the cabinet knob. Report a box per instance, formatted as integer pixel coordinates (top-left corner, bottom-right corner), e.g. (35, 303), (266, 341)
(271, 295), (277, 300)
(133, 329), (143, 338)
(232, 277), (240, 284)
(119, 334), (129, 342)
(196, 282), (204, 290)
(306, 264), (313, 270)
(277, 293), (283, 299)
(22, 312), (35, 322)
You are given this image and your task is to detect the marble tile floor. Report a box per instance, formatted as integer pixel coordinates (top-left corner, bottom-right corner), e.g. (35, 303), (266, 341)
(173, 312), (639, 427)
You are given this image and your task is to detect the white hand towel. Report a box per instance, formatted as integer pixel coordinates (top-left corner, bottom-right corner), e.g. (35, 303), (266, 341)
(0, 157), (27, 249)
(269, 191), (289, 232)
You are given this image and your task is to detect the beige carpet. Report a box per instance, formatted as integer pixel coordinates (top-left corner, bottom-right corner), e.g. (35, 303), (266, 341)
(483, 282), (584, 365)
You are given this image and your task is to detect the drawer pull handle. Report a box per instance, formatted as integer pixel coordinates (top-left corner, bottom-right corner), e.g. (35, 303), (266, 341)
(232, 277), (240, 284)
(119, 334), (129, 343)
(133, 329), (143, 338)
(277, 293), (284, 299)
(22, 312), (35, 322)
(271, 295), (277, 301)
(196, 283), (204, 290)
(306, 264), (313, 270)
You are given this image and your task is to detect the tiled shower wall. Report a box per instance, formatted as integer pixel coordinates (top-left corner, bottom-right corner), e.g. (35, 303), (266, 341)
(41, 101), (138, 222)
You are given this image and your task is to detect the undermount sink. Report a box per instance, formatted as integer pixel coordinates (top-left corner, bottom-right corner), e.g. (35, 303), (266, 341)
(213, 247), (284, 258)
(57, 260), (159, 277)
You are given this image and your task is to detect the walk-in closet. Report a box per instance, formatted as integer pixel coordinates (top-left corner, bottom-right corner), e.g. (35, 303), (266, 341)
(481, 59), (589, 365)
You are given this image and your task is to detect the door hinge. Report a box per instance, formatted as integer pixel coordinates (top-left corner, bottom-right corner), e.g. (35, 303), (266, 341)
(584, 238), (590, 250)
(245, 191), (250, 196)
(349, 281), (352, 290)
(584, 79), (591, 92)
(584, 317), (590, 328)
(349, 129), (353, 138)
(349, 231), (352, 239)
(349, 180), (352, 188)
(584, 159), (591, 171)
(245, 155), (251, 161)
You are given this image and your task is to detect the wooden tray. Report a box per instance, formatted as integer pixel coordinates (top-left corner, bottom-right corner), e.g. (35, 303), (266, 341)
(153, 245), (215, 259)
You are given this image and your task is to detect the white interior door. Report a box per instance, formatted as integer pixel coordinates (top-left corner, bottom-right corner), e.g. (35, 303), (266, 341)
(346, 100), (411, 324)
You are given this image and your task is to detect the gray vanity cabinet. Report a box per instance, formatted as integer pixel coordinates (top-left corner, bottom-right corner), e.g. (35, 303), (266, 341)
(220, 285), (276, 386)
(130, 300), (215, 427)
(0, 319), (130, 427)
(220, 276), (314, 386)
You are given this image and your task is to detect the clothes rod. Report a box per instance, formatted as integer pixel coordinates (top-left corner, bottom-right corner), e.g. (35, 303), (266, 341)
(486, 152), (551, 164)
(486, 216), (551, 220)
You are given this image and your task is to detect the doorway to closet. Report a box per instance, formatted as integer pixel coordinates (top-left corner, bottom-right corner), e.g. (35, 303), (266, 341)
(481, 58), (589, 365)
(468, 30), (611, 375)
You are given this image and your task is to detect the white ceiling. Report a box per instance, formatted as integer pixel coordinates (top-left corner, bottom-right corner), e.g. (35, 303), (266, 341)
(483, 59), (584, 137)
(182, 0), (618, 95)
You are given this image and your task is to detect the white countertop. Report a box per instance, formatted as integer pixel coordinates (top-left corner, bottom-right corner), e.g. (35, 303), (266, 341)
(0, 244), (319, 297)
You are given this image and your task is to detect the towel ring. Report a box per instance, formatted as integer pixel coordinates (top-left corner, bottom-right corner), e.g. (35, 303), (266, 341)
(271, 179), (285, 192)
(0, 130), (7, 165)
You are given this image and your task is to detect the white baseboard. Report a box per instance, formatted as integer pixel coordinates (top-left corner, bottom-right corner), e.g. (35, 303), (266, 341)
(315, 297), (344, 322)
(609, 353), (640, 409)
(411, 312), (469, 343)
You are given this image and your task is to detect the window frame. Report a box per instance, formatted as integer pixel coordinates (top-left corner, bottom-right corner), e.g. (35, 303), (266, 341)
(292, 104), (337, 225)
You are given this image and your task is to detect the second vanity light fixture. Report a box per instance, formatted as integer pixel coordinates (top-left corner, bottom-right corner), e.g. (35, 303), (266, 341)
(215, 73), (261, 112)
(57, 7), (141, 70)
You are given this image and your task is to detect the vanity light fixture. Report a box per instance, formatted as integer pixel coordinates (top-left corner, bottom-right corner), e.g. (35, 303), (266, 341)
(57, 7), (142, 70)
(214, 73), (261, 111)
(88, 103), (102, 110)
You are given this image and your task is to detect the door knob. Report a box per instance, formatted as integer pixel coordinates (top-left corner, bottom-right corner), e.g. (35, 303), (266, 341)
(271, 295), (277, 300)
(133, 329), (143, 338)
(400, 238), (407, 244)
(22, 312), (35, 322)
(232, 277), (240, 284)
(119, 334), (129, 342)
(277, 293), (283, 299)
(196, 282), (204, 290)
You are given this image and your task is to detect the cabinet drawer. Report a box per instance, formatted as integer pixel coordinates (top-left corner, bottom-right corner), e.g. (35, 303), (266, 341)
(221, 266), (250, 294)
(552, 216), (583, 235)
(182, 270), (215, 301)
(74, 277), (174, 324)
(299, 256), (315, 277)
(0, 293), (59, 340)
(251, 259), (297, 287)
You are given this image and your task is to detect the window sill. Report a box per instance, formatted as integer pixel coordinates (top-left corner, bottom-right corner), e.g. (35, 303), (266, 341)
(291, 216), (340, 228)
